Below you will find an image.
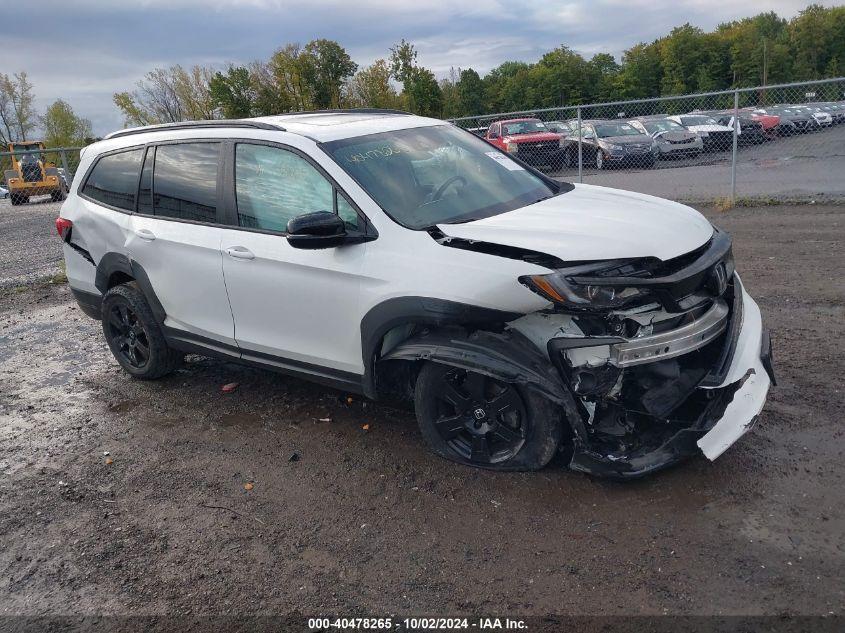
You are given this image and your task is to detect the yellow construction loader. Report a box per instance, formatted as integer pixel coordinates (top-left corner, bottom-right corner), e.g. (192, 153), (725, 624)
(4, 142), (66, 205)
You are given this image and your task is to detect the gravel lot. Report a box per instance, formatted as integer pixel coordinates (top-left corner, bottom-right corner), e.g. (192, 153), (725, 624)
(0, 201), (843, 622)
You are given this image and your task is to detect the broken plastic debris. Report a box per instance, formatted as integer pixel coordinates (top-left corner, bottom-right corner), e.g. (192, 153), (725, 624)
(244, 482), (254, 491)
(362, 423), (370, 431)
(288, 452), (300, 462)
(105, 457), (114, 465)
(221, 382), (239, 393)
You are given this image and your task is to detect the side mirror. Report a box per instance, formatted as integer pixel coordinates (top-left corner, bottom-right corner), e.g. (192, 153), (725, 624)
(286, 211), (347, 249)
(488, 132), (499, 139)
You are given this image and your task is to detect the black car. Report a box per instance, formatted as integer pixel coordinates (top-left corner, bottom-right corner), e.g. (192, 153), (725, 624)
(560, 120), (656, 170)
(755, 107), (814, 134)
(710, 113), (767, 144)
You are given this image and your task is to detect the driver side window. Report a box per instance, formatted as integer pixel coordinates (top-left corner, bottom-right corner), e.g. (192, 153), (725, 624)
(235, 143), (335, 232)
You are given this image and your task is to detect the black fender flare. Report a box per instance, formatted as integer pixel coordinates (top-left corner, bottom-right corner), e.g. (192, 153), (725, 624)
(360, 297), (521, 399)
(380, 326), (574, 409)
(94, 253), (167, 324)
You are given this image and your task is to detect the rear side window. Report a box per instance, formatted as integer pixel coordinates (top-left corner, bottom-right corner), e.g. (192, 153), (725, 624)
(82, 149), (144, 211)
(153, 143), (219, 222)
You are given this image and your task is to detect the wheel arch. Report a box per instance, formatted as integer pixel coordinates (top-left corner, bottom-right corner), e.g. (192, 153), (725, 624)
(95, 253), (167, 324)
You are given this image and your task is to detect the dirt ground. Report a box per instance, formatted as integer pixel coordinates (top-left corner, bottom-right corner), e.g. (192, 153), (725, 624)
(0, 203), (843, 622)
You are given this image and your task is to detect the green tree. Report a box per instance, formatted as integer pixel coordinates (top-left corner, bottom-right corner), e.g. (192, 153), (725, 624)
(209, 66), (256, 118)
(347, 59), (402, 109)
(388, 40), (443, 116)
(40, 100), (92, 147)
(302, 39), (358, 108)
(457, 68), (485, 116)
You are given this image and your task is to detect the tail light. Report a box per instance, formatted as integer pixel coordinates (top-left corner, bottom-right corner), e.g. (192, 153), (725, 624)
(56, 217), (73, 241)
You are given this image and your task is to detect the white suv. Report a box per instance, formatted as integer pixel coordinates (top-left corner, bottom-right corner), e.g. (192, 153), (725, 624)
(58, 110), (775, 477)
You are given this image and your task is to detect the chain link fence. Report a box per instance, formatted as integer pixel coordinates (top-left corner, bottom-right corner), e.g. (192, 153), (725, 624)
(449, 77), (845, 204)
(1, 146), (82, 205)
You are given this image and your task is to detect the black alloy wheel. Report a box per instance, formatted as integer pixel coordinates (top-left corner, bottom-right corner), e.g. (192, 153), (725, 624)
(433, 368), (527, 464)
(414, 362), (563, 471)
(106, 301), (151, 369)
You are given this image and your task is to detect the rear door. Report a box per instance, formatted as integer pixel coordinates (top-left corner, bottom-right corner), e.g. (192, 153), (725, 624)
(128, 141), (236, 346)
(218, 141), (369, 379)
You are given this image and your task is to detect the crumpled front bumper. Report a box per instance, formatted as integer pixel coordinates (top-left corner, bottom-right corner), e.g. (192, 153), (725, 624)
(568, 276), (774, 478)
(696, 279), (774, 460)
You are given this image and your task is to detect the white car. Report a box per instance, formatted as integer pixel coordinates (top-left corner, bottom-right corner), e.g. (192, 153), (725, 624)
(57, 110), (774, 477)
(667, 115), (734, 151)
(0, 185), (8, 199)
(629, 118), (703, 158)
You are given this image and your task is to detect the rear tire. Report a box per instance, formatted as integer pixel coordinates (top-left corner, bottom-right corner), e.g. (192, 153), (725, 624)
(414, 362), (562, 471)
(101, 282), (183, 380)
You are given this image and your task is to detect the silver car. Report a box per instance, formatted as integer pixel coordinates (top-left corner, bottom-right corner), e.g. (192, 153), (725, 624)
(630, 118), (703, 159)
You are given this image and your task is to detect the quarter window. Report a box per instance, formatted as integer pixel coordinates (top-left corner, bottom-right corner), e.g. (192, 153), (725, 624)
(235, 144), (334, 232)
(82, 149), (144, 211)
(153, 143), (219, 222)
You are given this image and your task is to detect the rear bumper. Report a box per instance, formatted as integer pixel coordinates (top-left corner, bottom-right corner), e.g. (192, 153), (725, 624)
(71, 288), (102, 320)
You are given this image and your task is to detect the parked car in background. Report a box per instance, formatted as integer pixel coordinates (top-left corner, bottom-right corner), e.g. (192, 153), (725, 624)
(485, 118), (562, 170)
(741, 108), (784, 138)
(793, 105), (833, 127)
(708, 113), (767, 145)
(667, 115), (734, 151)
(755, 106), (813, 134)
(57, 111), (773, 476)
(0, 184), (8, 199)
(545, 120), (572, 137)
(628, 117), (703, 159)
(810, 103), (845, 124)
(561, 120), (656, 170)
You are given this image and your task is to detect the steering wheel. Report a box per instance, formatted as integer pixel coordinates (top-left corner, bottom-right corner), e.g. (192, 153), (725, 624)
(430, 175), (467, 202)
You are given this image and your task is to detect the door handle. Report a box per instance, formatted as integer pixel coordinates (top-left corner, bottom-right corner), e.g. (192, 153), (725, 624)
(225, 246), (255, 260)
(134, 228), (156, 241)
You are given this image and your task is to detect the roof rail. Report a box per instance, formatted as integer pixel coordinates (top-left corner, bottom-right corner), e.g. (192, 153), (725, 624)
(273, 108), (412, 117)
(104, 120), (285, 140)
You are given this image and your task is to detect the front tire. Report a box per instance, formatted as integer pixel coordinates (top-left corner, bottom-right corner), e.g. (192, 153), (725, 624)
(101, 283), (183, 379)
(596, 150), (605, 170)
(414, 363), (562, 471)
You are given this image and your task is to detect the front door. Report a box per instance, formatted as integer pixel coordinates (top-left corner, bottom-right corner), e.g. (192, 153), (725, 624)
(219, 142), (369, 380)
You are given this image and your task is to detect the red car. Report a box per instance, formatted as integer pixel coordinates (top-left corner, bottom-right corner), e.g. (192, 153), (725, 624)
(742, 108), (781, 138)
(484, 118), (562, 170)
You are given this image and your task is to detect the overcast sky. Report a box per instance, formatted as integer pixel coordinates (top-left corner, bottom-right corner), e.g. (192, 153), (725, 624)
(2, 0), (835, 135)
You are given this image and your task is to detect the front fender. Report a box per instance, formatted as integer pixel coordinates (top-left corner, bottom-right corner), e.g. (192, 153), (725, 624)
(381, 327), (570, 407)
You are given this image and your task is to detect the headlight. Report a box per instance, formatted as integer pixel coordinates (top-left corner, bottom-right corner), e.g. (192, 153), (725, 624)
(505, 142), (518, 153)
(519, 270), (650, 309)
(603, 143), (623, 151)
(559, 138), (567, 148)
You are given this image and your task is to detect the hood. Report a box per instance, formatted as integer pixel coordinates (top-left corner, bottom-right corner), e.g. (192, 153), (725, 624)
(686, 124), (733, 133)
(598, 135), (652, 146)
(505, 132), (561, 143)
(437, 183), (713, 263)
(653, 130), (696, 142)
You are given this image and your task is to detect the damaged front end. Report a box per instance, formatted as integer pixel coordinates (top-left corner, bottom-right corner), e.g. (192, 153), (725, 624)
(509, 229), (775, 478)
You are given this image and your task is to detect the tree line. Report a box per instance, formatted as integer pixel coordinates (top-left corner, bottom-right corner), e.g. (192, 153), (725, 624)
(1, 3), (843, 146)
(110, 4), (845, 125)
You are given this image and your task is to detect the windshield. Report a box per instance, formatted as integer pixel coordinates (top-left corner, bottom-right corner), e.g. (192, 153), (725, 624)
(641, 119), (685, 134)
(680, 116), (719, 126)
(323, 125), (558, 229)
(501, 120), (548, 135)
(594, 122), (643, 138)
